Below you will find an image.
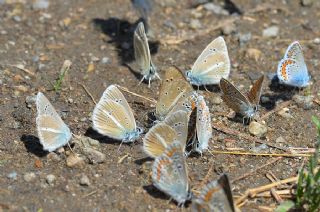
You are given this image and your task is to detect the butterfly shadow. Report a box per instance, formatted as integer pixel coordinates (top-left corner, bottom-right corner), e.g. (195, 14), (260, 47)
(143, 184), (171, 201)
(92, 17), (159, 65)
(20, 134), (48, 157)
(84, 127), (123, 146)
(193, 84), (221, 93)
(134, 156), (153, 165)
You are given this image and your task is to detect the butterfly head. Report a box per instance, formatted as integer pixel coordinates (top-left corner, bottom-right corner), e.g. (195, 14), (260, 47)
(123, 127), (144, 142)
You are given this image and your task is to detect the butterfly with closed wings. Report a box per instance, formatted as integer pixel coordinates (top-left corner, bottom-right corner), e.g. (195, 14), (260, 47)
(155, 66), (197, 121)
(152, 141), (191, 206)
(92, 85), (143, 142)
(277, 41), (310, 88)
(186, 36), (231, 86)
(143, 110), (189, 158)
(134, 22), (160, 87)
(220, 76), (264, 120)
(192, 174), (235, 212)
(36, 92), (72, 152)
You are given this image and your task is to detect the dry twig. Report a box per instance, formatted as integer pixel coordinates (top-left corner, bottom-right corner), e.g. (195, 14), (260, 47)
(117, 85), (157, 104)
(79, 83), (97, 104)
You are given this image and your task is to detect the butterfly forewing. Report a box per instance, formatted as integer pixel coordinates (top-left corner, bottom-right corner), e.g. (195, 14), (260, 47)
(190, 36), (230, 85)
(36, 115), (72, 152)
(101, 85), (136, 124)
(192, 174), (235, 212)
(284, 41), (305, 63)
(134, 22), (151, 76)
(92, 100), (136, 140)
(152, 141), (189, 205)
(163, 66), (187, 84)
(247, 75), (264, 106)
(164, 110), (189, 150)
(220, 78), (252, 115)
(36, 92), (61, 119)
(156, 80), (194, 120)
(143, 123), (177, 158)
(195, 96), (212, 153)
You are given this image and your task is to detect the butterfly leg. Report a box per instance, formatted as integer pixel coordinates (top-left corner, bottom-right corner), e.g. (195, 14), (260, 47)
(155, 72), (161, 80)
(138, 76), (146, 86)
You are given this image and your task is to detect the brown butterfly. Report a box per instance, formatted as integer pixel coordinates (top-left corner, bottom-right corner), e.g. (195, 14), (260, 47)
(220, 76), (264, 119)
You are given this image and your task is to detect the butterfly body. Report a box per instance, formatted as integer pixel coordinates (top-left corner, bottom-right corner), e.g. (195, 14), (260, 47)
(186, 36), (230, 86)
(152, 141), (190, 205)
(276, 41), (310, 88)
(92, 85), (142, 142)
(36, 92), (72, 152)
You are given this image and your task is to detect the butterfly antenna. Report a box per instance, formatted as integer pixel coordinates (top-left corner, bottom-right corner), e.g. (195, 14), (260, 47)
(67, 141), (75, 154)
(117, 140), (124, 152)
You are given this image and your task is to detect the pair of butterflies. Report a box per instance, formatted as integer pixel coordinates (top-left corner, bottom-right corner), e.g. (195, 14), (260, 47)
(134, 23), (231, 87)
(143, 66), (212, 156)
(152, 141), (235, 210)
(277, 41), (310, 88)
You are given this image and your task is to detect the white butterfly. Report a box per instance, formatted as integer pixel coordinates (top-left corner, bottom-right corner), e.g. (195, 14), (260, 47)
(134, 22), (160, 87)
(186, 36), (230, 86)
(92, 85), (143, 142)
(36, 92), (72, 152)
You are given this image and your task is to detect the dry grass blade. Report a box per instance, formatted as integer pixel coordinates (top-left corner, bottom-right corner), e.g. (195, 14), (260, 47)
(79, 83), (97, 104)
(116, 84), (157, 104)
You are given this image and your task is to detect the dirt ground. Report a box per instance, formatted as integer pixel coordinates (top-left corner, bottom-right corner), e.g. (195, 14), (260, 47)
(0, 0), (320, 211)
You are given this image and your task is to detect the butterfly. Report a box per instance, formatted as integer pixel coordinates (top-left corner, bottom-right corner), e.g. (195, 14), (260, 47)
(220, 76), (264, 119)
(36, 92), (72, 152)
(152, 141), (191, 205)
(92, 85), (143, 142)
(134, 22), (160, 87)
(193, 95), (212, 154)
(155, 66), (197, 121)
(192, 174), (235, 212)
(277, 41), (310, 88)
(143, 110), (189, 158)
(186, 36), (231, 86)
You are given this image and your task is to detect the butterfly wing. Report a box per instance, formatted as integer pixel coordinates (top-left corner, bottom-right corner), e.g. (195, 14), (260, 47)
(192, 174), (235, 212)
(143, 123), (177, 158)
(247, 75), (264, 106)
(189, 36), (230, 85)
(277, 58), (309, 88)
(220, 78), (254, 117)
(194, 96), (212, 153)
(92, 99), (138, 141)
(134, 22), (152, 77)
(100, 85), (136, 125)
(163, 66), (187, 84)
(164, 110), (189, 150)
(156, 80), (194, 120)
(36, 92), (61, 118)
(152, 141), (190, 205)
(284, 41), (305, 62)
(36, 115), (72, 152)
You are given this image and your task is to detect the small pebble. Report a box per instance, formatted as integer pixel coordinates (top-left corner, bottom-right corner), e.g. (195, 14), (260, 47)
(25, 95), (36, 108)
(277, 108), (293, 119)
(7, 171), (17, 180)
(47, 152), (61, 162)
(222, 22), (236, 35)
(23, 172), (36, 182)
(80, 174), (90, 186)
(211, 96), (223, 105)
(203, 3), (229, 15)
(313, 38), (320, 44)
(32, 0), (50, 9)
(101, 57), (110, 64)
(262, 26), (279, 38)
(276, 136), (286, 143)
(84, 147), (106, 164)
(248, 121), (267, 137)
(46, 174), (56, 185)
(293, 94), (314, 110)
(189, 19), (202, 29)
(66, 154), (86, 168)
(301, 0), (313, 6)
(245, 48), (262, 62)
(238, 33), (252, 46)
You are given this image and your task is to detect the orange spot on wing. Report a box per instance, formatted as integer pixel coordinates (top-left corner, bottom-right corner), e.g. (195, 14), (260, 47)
(281, 60), (294, 80)
(156, 159), (170, 180)
(166, 147), (178, 157)
(203, 187), (220, 202)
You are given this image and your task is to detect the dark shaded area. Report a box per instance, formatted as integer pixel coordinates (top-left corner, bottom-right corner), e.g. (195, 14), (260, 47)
(92, 17), (159, 65)
(20, 135), (48, 157)
(224, 0), (242, 15)
(143, 184), (170, 201)
(84, 127), (121, 145)
(134, 156), (153, 165)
